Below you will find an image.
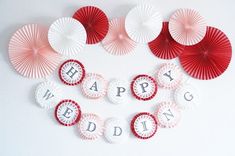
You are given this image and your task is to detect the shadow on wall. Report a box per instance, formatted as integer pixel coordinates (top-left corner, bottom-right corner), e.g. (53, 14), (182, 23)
(62, 5), (82, 16)
(110, 4), (135, 19)
(28, 16), (57, 26)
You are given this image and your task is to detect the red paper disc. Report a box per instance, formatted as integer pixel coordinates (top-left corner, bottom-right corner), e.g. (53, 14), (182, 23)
(59, 59), (85, 86)
(55, 99), (81, 126)
(131, 112), (158, 139)
(148, 22), (185, 59)
(179, 27), (232, 80)
(73, 6), (109, 44)
(131, 75), (158, 101)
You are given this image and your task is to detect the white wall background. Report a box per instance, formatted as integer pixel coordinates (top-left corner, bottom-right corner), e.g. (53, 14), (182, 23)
(0, 0), (235, 156)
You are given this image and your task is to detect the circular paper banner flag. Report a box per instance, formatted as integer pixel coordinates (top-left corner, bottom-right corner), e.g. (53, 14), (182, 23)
(174, 83), (200, 109)
(155, 102), (181, 128)
(35, 81), (62, 109)
(131, 112), (158, 139)
(169, 8), (207, 46)
(59, 59), (85, 86)
(73, 6), (109, 44)
(104, 118), (129, 144)
(131, 75), (158, 101)
(179, 27), (232, 80)
(156, 63), (183, 89)
(55, 99), (82, 126)
(81, 73), (107, 99)
(125, 4), (163, 43)
(102, 17), (137, 55)
(48, 17), (86, 56)
(107, 79), (129, 105)
(9, 24), (62, 78)
(78, 113), (104, 140)
(148, 22), (185, 59)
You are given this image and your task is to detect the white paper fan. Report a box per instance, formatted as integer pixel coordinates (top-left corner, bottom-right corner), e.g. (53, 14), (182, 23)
(48, 17), (87, 56)
(125, 4), (163, 43)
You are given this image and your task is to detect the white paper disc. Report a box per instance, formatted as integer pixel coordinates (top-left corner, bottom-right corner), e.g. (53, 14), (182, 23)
(125, 4), (163, 43)
(174, 83), (200, 109)
(48, 17), (87, 56)
(107, 79), (129, 104)
(35, 81), (62, 109)
(104, 118), (129, 143)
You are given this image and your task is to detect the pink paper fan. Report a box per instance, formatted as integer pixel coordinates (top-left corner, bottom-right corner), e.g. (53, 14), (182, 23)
(169, 9), (207, 46)
(102, 17), (137, 55)
(9, 24), (62, 78)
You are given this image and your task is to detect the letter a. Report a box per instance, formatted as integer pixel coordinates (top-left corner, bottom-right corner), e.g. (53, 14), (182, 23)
(89, 82), (98, 91)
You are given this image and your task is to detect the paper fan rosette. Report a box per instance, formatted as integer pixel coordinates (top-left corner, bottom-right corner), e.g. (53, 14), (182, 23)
(179, 26), (232, 80)
(102, 17), (137, 55)
(73, 6), (109, 44)
(9, 24), (62, 79)
(48, 17), (87, 56)
(169, 8), (207, 46)
(125, 4), (163, 43)
(148, 22), (185, 59)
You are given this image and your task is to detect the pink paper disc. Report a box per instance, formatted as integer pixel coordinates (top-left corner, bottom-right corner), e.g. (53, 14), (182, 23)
(169, 8), (207, 46)
(81, 73), (107, 99)
(9, 24), (62, 78)
(102, 17), (137, 55)
(154, 102), (181, 128)
(78, 113), (104, 140)
(156, 63), (183, 89)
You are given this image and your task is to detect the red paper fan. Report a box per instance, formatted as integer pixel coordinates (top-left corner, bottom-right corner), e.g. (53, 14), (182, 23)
(9, 24), (62, 79)
(179, 26), (232, 80)
(148, 22), (185, 59)
(73, 6), (109, 44)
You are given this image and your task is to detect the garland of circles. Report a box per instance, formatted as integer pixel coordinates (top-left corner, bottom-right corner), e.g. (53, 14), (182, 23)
(8, 4), (232, 143)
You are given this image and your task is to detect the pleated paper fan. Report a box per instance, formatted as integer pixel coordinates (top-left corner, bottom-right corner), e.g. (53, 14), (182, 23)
(48, 17), (87, 56)
(148, 22), (185, 59)
(179, 26), (232, 80)
(73, 6), (109, 44)
(169, 8), (207, 46)
(9, 24), (62, 79)
(125, 4), (163, 43)
(102, 17), (137, 55)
